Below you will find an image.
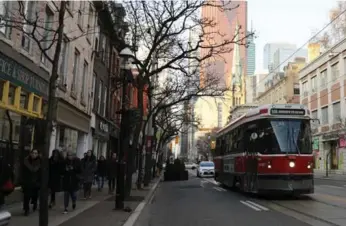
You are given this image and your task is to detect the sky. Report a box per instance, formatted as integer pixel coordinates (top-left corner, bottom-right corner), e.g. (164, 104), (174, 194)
(248, 0), (338, 71)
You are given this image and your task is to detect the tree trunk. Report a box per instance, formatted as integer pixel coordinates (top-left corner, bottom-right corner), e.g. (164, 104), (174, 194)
(39, 3), (66, 226)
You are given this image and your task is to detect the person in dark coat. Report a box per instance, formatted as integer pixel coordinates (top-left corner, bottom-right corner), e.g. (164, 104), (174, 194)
(49, 149), (63, 209)
(0, 155), (14, 209)
(22, 149), (41, 216)
(62, 151), (81, 214)
(97, 156), (107, 191)
(81, 150), (96, 199)
(107, 152), (117, 194)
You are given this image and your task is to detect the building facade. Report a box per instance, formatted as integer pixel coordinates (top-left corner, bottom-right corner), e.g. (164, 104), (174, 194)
(299, 37), (346, 173)
(0, 1), (51, 184)
(48, 1), (97, 158)
(257, 57), (306, 105)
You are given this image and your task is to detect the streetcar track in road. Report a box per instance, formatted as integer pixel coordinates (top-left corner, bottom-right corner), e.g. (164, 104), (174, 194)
(240, 200), (269, 211)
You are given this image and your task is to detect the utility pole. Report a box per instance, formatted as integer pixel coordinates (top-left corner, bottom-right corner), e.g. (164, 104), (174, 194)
(115, 48), (134, 210)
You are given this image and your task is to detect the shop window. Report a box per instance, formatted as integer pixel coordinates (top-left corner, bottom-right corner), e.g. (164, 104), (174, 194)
(59, 127), (78, 154)
(20, 90), (28, 109)
(0, 80), (4, 101)
(8, 85), (15, 105)
(0, 109), (21, 143)
(33, 96), (40, 112)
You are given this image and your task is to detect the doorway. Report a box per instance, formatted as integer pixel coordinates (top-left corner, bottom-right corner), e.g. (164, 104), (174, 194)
(330, 141), (338, 170)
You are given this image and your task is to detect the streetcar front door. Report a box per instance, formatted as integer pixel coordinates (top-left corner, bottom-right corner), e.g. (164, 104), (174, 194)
(246, 132), (258, 192)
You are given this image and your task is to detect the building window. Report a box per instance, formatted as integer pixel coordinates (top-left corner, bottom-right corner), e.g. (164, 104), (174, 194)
(58, 37), (69, 85)
(71, 49), (80, 93)
(311, 76), (317, 93)
(332, 102), (341, 123)
(41, 6), (54, 66)
(22, 1), (37, 52)
(0, 1), (11, 38)
(98, 80), (103, 114)
(311, 110), (318, 128)
(293, 83), (300, 95)
(87, 4), (94, 42)
(77, 1), (84, 28)
(103, 88), (107, 117)
(20, 90), (28, 109)
(100, 35), (106, 62)
(92, 73), (96, 110)
(321, 106), (329, 125)
(302, 81), (308, 97)
(81, 61), (88, 102)
(331, 63), (339, 81)
(320, 69), (327, 89)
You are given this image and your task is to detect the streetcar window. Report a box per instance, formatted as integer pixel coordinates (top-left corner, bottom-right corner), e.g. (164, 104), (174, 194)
(254, 119), (312, 154)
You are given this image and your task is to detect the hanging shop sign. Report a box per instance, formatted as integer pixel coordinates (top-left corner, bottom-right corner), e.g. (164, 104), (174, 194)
(0, 52), (48, 97)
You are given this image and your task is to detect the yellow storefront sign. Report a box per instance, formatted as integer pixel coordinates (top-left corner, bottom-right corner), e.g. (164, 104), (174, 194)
(0, 80), (43, 118)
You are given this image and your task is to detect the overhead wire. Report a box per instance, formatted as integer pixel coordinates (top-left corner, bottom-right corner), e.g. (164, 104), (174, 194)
(254, 7), (346, 89)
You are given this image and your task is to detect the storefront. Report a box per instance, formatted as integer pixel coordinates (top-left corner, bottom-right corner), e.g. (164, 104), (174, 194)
(314, 132), (346, 172)
(92, 116), (110, 159)
(0, 41), (49, 184)
(51, 98), (91, 158)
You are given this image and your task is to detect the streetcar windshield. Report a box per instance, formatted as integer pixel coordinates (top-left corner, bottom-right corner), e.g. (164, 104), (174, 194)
(256, 119), (312, 154)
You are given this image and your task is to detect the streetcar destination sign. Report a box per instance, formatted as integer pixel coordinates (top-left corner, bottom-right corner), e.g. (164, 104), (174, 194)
(270, 108), (305, 115)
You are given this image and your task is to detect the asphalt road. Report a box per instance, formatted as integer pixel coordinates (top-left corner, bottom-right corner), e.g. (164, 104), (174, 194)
(134, 171), (312, 226)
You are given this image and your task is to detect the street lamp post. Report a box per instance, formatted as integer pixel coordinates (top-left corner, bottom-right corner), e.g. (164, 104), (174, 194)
(115, 47), (134, 210)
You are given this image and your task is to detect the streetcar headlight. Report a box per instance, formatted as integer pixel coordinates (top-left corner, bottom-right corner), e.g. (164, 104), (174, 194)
(289, 161), (295, 168)
(267, 164), (272, 169)
(307, 165), (311, 169)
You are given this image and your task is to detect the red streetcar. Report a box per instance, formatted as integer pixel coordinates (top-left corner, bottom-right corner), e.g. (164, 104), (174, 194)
(213, 104), (314, 195)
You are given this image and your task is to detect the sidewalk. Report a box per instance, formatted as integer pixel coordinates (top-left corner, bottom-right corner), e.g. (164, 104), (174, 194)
(7, 173), (148, 226)
(8, 187), (111, 226)
(58, 176), (161, 226)
(314, 169), (346, 181)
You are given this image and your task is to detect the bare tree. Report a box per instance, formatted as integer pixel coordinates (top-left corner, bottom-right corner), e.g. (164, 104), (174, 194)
(196, 129), (217, 161)
(121, 0), (252, 188)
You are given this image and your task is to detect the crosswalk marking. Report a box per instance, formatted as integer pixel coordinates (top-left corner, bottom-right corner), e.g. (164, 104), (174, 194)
(240, 200), (269, 211)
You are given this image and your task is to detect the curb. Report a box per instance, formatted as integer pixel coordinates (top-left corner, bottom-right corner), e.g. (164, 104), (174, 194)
(122, 175), (162, 226)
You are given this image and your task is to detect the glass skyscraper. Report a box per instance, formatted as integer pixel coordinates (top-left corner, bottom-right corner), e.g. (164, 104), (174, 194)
(246, 31), (256, 76)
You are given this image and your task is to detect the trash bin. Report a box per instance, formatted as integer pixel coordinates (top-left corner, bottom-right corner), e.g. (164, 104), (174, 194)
(0, 210), (11, 226)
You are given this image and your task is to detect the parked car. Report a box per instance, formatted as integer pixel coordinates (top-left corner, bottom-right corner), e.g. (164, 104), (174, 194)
(0, 210), (11, 225)
(197, 161), (215, 177)
(185, 162), (197, 170)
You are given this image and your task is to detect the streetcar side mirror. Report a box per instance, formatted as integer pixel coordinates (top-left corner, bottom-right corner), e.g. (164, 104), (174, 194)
(250, 132), (258, 141)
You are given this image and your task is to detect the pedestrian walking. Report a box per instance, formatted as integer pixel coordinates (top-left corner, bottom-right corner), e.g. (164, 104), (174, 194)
(0, 155), (14, 209)
(97, 156), (107, 191)
(61, 151), (81, 214)
(81, 150), (96, 199)
(22, 149), (41, 216)
(49, 149), (63, 209)
(107, 153), (117, 194)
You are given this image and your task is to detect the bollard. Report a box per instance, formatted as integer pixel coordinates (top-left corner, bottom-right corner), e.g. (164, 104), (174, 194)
(0, 210), (11, 226)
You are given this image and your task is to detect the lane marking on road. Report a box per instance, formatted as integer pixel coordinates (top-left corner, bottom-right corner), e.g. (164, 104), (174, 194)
(200, 181), (207, 188)
(240, 200), (269, 211)
(203, 178), (220, 185)
(212, 186), (226, 192)
(319, 185), (344, 189)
